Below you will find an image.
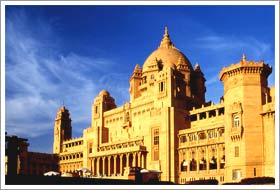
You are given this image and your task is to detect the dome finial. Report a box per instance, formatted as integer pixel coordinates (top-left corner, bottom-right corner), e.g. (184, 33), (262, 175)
(242, 53), (246, 62)
(160, 26), (174, 48)
(165, 26), (168, 36)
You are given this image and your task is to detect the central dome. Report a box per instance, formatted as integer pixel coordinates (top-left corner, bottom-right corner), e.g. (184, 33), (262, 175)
(142, 27), (193, 72)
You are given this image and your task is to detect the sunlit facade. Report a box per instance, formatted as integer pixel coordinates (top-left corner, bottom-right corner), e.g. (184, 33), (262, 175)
(53, 28), (275, 184)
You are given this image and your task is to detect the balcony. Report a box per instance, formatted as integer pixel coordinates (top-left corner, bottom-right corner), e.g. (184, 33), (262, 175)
(230, 126), (243, 141)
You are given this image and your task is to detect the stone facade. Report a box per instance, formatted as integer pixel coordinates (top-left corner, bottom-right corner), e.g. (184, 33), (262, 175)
(5, 135), (58, 176)
(53, 27), (275, 184)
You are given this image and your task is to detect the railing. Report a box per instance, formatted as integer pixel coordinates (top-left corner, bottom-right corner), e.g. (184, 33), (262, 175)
(96, 137), (146, 155)
(179, 136), (225, 147)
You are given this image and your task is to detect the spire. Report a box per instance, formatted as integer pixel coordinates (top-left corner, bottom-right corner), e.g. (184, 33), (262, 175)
(133, 64), (141, 73)
(242, 53), (246, 62)
(164, 26), (168, 36)
(159, 26), (174, 48)
(194, 62), (200, 71)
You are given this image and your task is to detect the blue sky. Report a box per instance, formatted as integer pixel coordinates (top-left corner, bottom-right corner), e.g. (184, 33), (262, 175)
(4, 5), (275, 153)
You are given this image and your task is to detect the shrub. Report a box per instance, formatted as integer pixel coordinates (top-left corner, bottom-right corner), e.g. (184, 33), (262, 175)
(186, 179), (219, 185)
(240, 177), (275, 184)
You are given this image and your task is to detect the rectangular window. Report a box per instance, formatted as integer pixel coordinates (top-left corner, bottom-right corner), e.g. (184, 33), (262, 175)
(159, 82), (165, 92)
(234, 146), (239, 157)
(254, 168), (256, 176)
(153, 129), (159, 145)
(152, 128), (159, 160)
(232, 169), (241, 180)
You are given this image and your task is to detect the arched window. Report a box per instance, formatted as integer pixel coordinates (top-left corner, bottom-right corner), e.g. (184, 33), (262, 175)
(209, 156), (217, 170)
(233, 115), (240, 127)
(190, 159), (197, 171)
(181, 160), (188, 172)
(199, 158), (206, 170)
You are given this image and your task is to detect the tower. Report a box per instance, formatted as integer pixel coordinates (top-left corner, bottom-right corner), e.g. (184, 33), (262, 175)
(92, 90), (116, 147)
(191, 63), (206, 105)
(129, 64), (142, 101)
(53, 105), (72, 154)
(219, 54), (272, 182)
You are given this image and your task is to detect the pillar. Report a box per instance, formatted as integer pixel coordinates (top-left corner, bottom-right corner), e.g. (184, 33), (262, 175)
(108, 156), (111, 176)
(215, 109), (219, 116)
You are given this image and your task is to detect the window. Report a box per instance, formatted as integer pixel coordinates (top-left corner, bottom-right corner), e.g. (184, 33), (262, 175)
(181, 160), (188, 172)
(126, 112), (130, 122)
(95, 106), (99, 114)
(234, 146), (239, 157)
(143, 76), (147, 84)
(159, 81), (165, 92)
(89, 143), (92, 153)
(190, 159), (197, 171)
(180, 135), (187, 143)
(232, 169), (242, 180)
(153, 129), (159, 145)
(233, 115), (240, 127)
(198, 132), (206, 140)
(254, 168), (256, 176)
(152, 128), (159, 160)
(199, 158), (206, 170)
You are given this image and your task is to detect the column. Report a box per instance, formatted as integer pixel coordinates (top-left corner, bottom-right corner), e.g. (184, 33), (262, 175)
(120, 154), (123, 175)
(108, 156), (111, 176)
(215, 109), (219, 116)
(113, 155), (117, 176)
(206, 111), (209, 119)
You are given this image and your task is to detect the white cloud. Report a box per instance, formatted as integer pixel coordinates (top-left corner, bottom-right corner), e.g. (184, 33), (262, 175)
(5, 9), (127, 140)
(195, 35), (272, 60)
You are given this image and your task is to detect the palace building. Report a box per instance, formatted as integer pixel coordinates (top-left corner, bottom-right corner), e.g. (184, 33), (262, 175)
(53, 27), (275, 184)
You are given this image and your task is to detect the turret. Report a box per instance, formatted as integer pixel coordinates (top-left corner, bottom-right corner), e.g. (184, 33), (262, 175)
(92, 90), (116, 146)
(191, 63), (206, 104)
(219, 54), (272, 182)
(53, 105), (72, 154)
(129, 64), (142, 101)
